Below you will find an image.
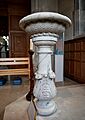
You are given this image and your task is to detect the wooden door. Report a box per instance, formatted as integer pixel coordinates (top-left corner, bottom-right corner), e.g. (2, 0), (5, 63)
(9, 31), (29, 57)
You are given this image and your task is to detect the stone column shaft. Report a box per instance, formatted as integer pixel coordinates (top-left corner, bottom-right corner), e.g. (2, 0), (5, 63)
(74, 0), (85, 35)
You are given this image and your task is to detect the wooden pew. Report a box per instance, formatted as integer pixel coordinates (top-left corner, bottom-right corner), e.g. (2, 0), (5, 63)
(0, 57), (30, 78)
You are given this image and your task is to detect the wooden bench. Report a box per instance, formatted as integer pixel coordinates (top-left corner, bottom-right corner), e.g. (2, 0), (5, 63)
(0, 57), (30, 78)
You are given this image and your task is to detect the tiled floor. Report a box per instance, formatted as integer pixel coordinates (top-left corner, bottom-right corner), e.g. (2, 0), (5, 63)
(0, 77), (84, 120)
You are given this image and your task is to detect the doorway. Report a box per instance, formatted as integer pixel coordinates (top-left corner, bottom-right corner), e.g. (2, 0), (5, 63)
(0, 16), (9, 58)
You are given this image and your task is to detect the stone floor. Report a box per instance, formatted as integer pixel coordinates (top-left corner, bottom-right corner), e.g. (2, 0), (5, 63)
(0, 77), (29, 120)
(0, 77), (84, 120)
(55, 77), (78, 87)
(55, 85), (85, 120)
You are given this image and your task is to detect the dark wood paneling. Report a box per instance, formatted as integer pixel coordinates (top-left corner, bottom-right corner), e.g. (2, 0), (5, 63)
(64, 52), (69, 60)
(81, 52), (85, 62)
(69, 61), (74, 76)
(81, 63), (85, 83)
(8, 0), (30, 15)
(69, 52), (74, 60)
(74, 61), (77, 78)
(81, 41), (85, 51)
(75, 42), (81, 51)
(74, 52), (81, 61)
(64, 43), (69, 52)
(69, 43), (74, 52)
(64, 37), (85, 83)
(76, 62), (81, 79)
(64, 61), (69, 76)
(8, 0), (31, 58)
(9, 31), (29, 57)
(9, 15), (23, 31)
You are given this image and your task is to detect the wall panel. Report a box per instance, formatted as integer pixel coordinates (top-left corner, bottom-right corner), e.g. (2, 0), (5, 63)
(8, 0), (31, 58)
(64, 36), (85, 83)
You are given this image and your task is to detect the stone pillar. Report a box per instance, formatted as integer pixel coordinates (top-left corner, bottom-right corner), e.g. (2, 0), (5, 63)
(74, 0), (79, 36)
(31, 0), (58, 13)
(79, 0), (85, 35)
(74, 0), (85, 36)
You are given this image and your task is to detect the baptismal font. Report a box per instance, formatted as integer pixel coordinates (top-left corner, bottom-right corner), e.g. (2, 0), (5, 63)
(19, 12), (71, 119)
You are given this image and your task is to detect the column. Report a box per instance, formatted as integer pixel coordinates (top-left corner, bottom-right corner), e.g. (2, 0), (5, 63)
(74, 0), (85, 35)
(31, 0), (58, 13)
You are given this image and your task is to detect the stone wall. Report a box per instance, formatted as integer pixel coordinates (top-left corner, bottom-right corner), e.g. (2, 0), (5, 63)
(31, 0), (58, 13)
(58, 0), (74, 40)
